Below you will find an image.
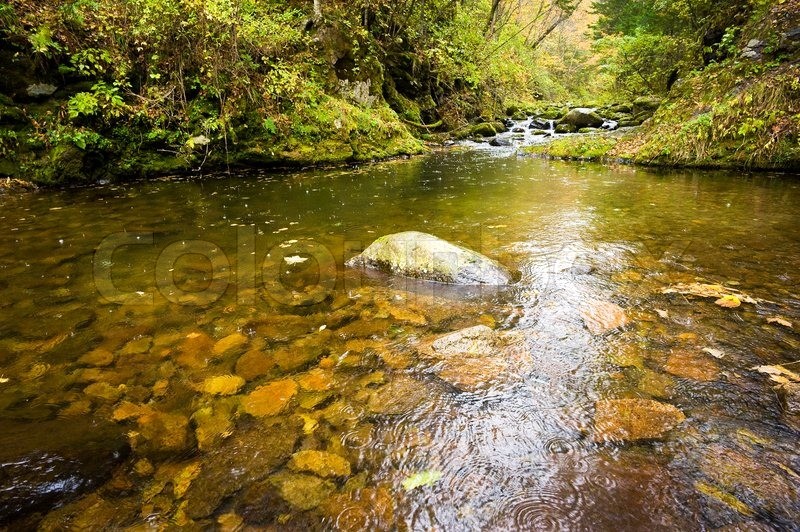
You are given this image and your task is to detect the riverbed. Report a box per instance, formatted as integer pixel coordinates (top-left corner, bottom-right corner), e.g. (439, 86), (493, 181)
(1, 148), (798, 529)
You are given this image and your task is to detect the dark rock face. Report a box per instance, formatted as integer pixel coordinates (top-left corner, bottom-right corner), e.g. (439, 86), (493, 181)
(489, 137), (512, 147)
(529, 118), (551, 130)
(0, 417), (129, 524)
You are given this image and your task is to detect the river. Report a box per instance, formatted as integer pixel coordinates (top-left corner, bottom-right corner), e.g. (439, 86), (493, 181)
(1, 147), (799, 529)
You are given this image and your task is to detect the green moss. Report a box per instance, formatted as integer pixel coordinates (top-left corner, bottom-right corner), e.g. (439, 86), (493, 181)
(613, 61), (800, 170)
(525, 135), (618, 161)
(695, 481), (755, 517)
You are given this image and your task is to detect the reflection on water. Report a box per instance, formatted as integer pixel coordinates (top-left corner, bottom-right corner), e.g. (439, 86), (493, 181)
(0, 150), (799, 529)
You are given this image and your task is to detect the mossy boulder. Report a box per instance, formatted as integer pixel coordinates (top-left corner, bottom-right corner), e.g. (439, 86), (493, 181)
(559, 108), (605, 129)
(632, 96), (662, 116)
(346, 231), (512, 285)
(555, 123), (577, 134)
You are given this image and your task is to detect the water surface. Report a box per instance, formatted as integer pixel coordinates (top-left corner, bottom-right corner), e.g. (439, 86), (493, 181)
(1, 148), (799, 529)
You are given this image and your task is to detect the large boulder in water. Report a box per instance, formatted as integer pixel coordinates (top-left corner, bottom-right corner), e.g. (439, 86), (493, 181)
(346, 231), (512, 285)
(559, 108), (605, 129)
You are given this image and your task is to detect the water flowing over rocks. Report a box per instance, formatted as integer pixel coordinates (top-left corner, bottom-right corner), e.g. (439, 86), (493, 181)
(346, 231), (512, 285)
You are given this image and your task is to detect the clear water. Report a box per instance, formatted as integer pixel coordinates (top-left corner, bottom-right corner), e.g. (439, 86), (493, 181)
(1, 148), (799, 529)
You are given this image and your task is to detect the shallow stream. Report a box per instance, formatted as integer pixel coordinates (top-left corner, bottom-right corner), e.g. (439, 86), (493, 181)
(1, 148), (799, 529)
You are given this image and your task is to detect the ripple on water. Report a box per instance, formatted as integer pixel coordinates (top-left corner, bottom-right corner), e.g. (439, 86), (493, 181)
(500, 482), (587, 531)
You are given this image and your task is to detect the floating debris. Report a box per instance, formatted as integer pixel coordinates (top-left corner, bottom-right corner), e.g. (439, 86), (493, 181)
(767, 316), (793, 328)
(284, 255), (309, 265)
(402, 470), (443, 491)
(662, 282), (759, 305)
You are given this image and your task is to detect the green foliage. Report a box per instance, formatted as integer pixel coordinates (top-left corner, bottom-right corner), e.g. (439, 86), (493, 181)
(68, 92), (99, 119)
(595, 32), (695, 96)
(68, 82), (127, 120)
(0, 129), (19, 158)
(28, 25), (62, 57)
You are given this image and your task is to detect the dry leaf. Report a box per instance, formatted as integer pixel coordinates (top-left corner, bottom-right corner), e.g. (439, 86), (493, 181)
(752, 365), (800, 383)
(702, 347), (725, 359)
(655, 309), (669, 319)
(662, 283), (758, 304)
(767, 316), (793, 328)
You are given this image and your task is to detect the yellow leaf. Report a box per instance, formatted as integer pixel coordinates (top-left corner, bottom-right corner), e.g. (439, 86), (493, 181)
(715, 295), (741, 308)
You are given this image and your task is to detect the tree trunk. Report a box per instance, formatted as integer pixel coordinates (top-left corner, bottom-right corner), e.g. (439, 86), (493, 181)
(313, 0), (322, 21)
(484, 0), (502, 36)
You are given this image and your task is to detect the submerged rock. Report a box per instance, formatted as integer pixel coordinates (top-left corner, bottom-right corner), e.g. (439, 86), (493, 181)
(183, 417), (301, 519)
(367, 376), (428, 415)
(241, 378), (298, 417)
(131, 410), (192, 457)
(212, 332), (248, 358)
(199, 374), (245, 396)
(783, 382), (800, 414)
(580, 300), (630, 335)
(192, 399), (237, 451)
(288, 450), (351, 478)
(0, 418), (128, 524)
(270, 471), (336, 511)
(697, 444), (799, 520)
(346, 231), (512, 285)
(593, 398), (685, 442)
(664, 350), (720, 381)
(235, 349), (274, 381)
(320, 486), (395, 531)
(437, 356), (513, 392)
(419, 325), (530, 391)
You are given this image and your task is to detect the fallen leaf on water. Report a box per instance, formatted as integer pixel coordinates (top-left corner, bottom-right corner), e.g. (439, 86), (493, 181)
(702, 348), (725, 359)
(662, 283), (758, 304)
(715, 295), (741, 308)
(767, 316), (793, 328)
(752, 364), (800, 384)
(402, 470), (443, 491)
